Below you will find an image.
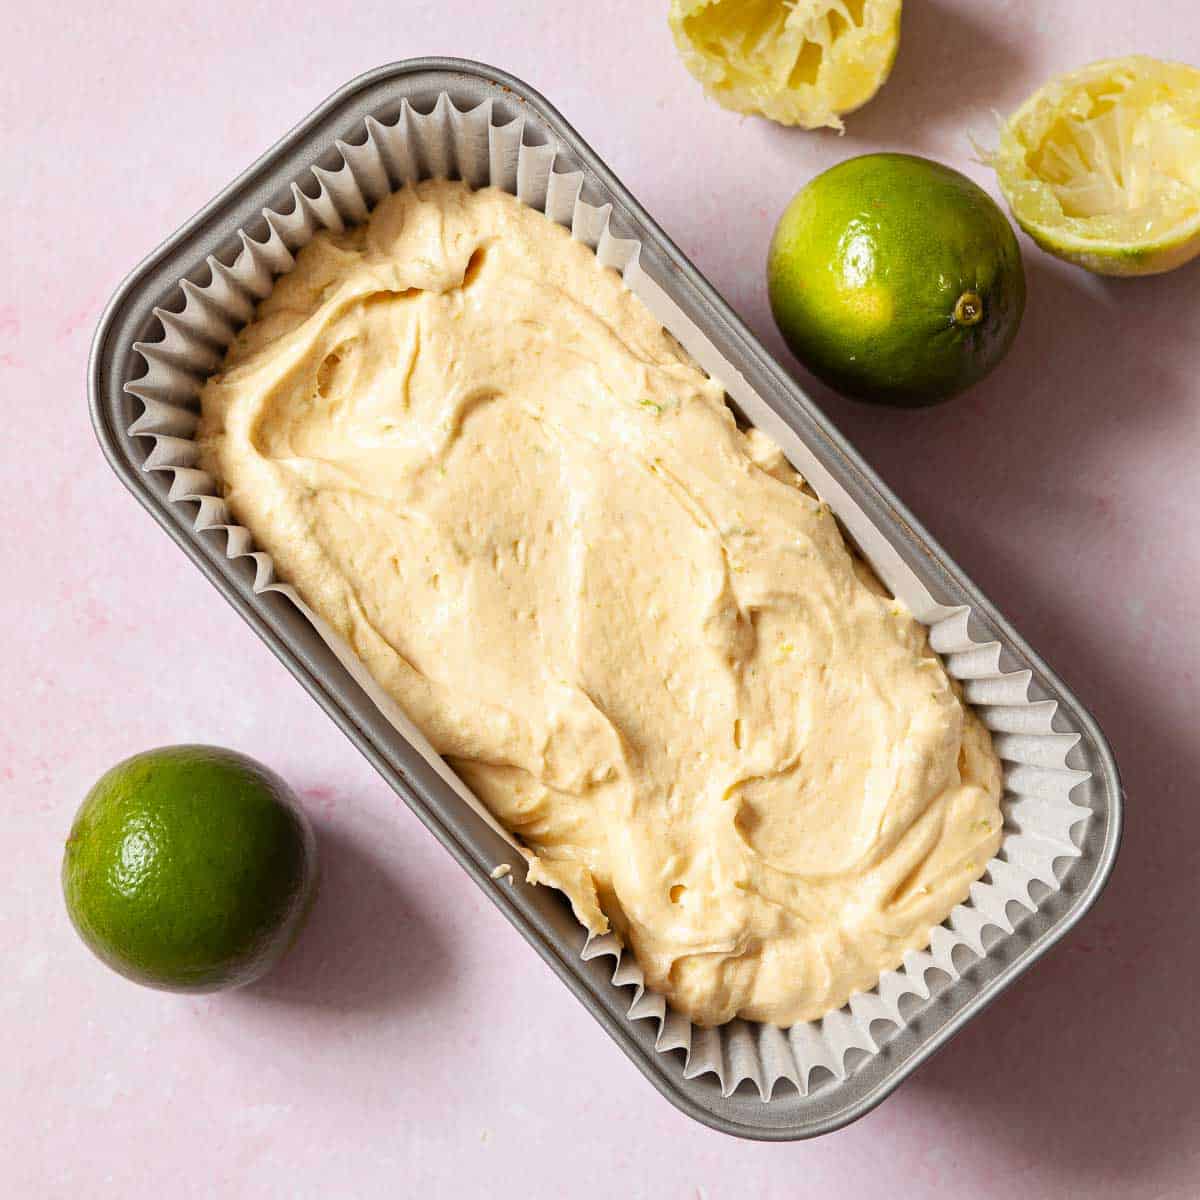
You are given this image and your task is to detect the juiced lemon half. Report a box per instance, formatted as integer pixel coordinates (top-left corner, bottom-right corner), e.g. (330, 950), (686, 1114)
(668, 0), (903, 131)
(992, 56), (1200, 276)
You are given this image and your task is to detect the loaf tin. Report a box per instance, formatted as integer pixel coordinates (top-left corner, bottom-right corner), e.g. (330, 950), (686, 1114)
(88, 59), (1122, 1140)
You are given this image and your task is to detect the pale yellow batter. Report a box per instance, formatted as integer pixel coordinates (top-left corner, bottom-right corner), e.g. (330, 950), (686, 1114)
(198, 180), (1003, 1027)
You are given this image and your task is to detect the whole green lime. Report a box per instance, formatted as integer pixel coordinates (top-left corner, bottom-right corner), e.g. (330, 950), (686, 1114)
(62, 746), (317, 992)
(768, 153), (1026, 407)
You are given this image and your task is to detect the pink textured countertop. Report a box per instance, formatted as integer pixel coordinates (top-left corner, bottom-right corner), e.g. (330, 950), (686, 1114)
(5, 2), (1199, 1195)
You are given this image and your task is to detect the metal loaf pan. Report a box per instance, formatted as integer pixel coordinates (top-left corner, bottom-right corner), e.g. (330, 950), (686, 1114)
(89, 59), (1122, 1140)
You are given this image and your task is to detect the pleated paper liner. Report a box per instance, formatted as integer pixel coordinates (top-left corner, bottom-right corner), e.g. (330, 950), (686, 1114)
(126, 95), (1092, 1100)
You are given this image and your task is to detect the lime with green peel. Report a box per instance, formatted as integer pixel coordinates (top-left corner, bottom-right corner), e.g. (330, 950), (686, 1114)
(62, 746), (317, 992)
(991, 56), (1200, 277)
(768, 153), (1026, 407)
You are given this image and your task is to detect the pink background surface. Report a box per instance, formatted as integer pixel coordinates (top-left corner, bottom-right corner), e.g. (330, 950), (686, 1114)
(4, 2), (1199, 1195)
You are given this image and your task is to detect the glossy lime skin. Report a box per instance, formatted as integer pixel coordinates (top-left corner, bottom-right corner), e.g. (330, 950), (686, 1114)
(768, 153), (1026, 407)
(62, 746), (317, 993)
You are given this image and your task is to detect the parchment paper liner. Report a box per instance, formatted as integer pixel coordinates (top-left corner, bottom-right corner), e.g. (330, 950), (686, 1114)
(127, 96), (1092, 1100)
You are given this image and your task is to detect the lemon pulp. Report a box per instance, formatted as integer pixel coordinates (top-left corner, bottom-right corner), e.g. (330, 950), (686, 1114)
(668, 0), (902, 131)
(993, 56), (1200, 275)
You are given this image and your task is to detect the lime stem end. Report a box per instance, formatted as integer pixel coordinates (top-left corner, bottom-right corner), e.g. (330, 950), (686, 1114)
(954, 291), (985, 326)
